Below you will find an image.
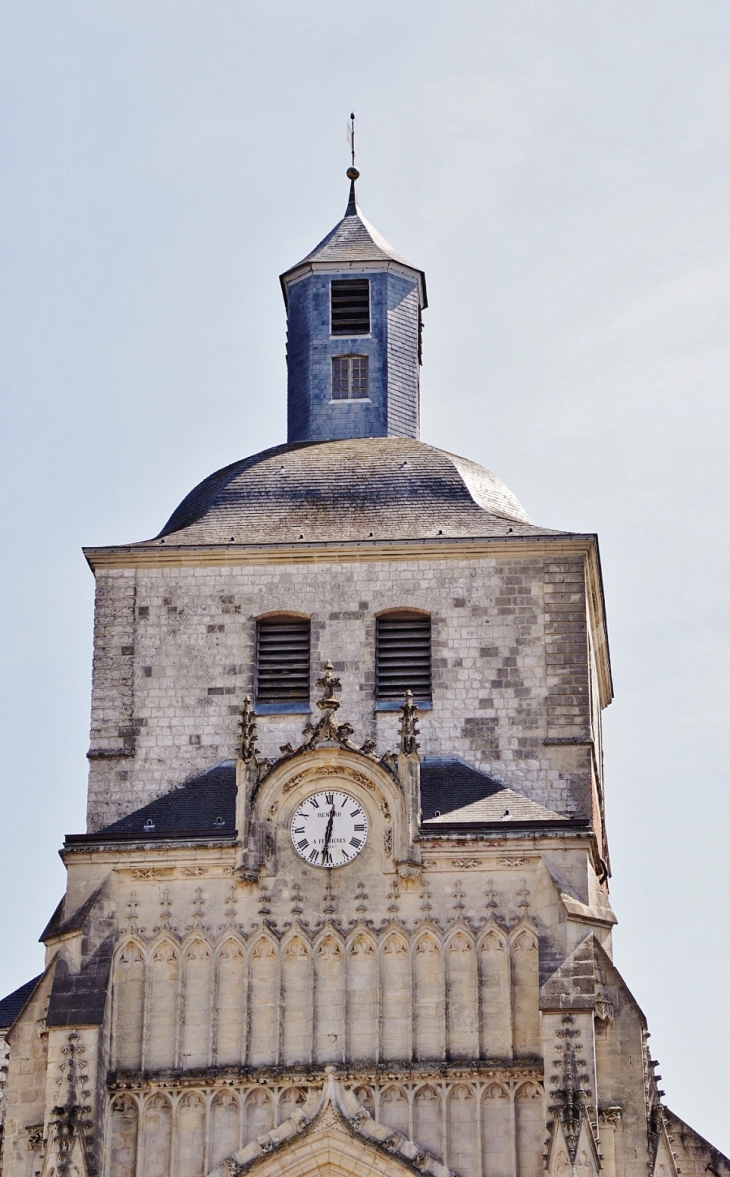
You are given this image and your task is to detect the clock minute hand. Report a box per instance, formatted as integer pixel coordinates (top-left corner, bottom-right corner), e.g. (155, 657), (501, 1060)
(322, 805), (336, 863)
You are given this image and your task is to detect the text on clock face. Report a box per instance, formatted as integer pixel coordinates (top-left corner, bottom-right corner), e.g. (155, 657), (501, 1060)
(290, 790), (369, 867)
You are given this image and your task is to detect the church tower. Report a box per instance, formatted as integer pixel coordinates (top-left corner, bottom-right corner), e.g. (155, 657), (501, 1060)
(0, 168), (727, 1177)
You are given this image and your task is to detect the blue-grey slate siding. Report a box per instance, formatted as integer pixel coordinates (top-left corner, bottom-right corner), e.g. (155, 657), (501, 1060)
(286, 269), (420, 443)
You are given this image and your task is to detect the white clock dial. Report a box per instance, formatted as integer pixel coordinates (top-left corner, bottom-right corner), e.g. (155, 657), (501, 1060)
(290, 790), (369, 868)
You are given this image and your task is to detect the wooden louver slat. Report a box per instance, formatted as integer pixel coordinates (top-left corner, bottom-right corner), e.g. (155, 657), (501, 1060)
(331, 279), (370, 335)
(376, 612), (432, 701)
(256, 617), (311, 703)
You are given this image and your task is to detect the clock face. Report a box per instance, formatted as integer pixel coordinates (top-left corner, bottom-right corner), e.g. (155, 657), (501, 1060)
(290, 790), (369, 868)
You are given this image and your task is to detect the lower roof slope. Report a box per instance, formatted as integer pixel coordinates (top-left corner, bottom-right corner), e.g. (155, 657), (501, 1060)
(0, 974), (43, 1030)
(66, 757), (581, 847)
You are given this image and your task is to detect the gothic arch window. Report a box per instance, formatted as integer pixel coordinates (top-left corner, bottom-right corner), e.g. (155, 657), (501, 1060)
(376, 610), (432, 703)
(255, 614), (310, 709)
(332, 355), (369, 400)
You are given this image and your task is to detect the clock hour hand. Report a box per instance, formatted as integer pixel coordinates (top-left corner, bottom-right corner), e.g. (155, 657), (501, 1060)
(322, 804), (336, 864)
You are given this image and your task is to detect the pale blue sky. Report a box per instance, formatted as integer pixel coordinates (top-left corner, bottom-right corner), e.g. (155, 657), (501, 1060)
(1, 0), (729, 1152)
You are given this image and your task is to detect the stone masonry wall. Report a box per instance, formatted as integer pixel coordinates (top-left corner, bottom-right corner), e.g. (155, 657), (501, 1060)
(86, 552), (597, 832)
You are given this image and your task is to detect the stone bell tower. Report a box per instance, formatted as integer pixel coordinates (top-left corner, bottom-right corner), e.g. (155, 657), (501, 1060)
(0, 166), (728, 1177)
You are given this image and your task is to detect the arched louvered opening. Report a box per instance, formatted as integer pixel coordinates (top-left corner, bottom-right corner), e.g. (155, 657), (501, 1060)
(255, 615), (311, 707)
(330, 278), (370, 335)
(376, 610), (431, 702)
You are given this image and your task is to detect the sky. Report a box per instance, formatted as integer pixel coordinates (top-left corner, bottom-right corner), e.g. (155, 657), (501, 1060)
(1, 0), (729, 1154)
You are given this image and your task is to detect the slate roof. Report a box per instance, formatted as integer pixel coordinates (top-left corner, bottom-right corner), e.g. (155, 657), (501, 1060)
(280, 183), (427, 306)
(0, 974), (43, 1029)
(138, 438), (563, 547)
(419, 757), (563, 823)
(47, 937), (114, 1028)
(65, 763), (237, 846)
(66, 757), (578, 848)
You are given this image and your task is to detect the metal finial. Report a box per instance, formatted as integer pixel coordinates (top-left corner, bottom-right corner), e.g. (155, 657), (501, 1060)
(346, 112), (358, 172)
(346, 112), (360, 212)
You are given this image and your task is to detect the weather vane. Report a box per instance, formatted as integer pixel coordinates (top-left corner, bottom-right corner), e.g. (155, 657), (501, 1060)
(346, 112), (359, 180)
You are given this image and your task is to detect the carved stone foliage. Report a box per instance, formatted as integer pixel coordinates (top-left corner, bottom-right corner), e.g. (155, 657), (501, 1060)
(110, 915), (540, 1075)
(237, 665), (416, 795)
(48, 1031), (95, 1177)
(238, 696), (259, 763)
(547, 1015), (598, 1167)
(399, 690), (420, 756)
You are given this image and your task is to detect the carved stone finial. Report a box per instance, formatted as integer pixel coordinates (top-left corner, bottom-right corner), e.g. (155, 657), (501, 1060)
(387, 878), (400, 913)
(302, 659), (357, 749)
(398, 690), (420, 755)
(290, 882), (304, 916)
(316, 660), (342, 712)
(517, 879), (530, 911)
(548, 1015), (593, 1165)
(323, 871), (336, 915)
(239, 695), (259, 762)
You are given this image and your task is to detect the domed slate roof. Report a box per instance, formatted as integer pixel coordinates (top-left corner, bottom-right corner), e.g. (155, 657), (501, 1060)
(149, 437), (559, 546)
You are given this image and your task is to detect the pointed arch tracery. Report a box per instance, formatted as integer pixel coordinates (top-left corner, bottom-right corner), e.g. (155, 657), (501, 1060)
(181, 940), (212, 1069)
(510, 927), (540, 1057)
(379, 1083), (409, 1137)
(413, 1084), (443, 1160)
(478, 923), (512, 1060)
(445, 928), (478, 1060)
(248, 934), (278, 1066)
(215, 936), (246, 1066)
(147, 941), (179, 1070)
(347, 932), (378, 1062)
(314, 932), (345, 1063)
(381, 932), (411, 1062)
(413, 931), (445, 1061)
(210, 1091), (240, 1170)
(281, 935), (312, 1065)
(109, 1094), (139, 1177)
(112, 941), (145, 1071)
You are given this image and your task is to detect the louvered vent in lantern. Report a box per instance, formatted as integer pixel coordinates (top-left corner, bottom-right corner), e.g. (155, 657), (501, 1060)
(376, 611), (432, 701)
(331, 279), (370, 335)
(256, 617), (311, 704)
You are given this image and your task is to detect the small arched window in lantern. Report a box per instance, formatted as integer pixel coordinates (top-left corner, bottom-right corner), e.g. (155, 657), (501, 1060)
(332, 355), (369, 400)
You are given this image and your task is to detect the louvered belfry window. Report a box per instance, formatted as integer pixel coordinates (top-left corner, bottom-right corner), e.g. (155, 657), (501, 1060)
(331, 279), (370, 335)
(376, 611), (432, 701)
(256, 616), (311, 705)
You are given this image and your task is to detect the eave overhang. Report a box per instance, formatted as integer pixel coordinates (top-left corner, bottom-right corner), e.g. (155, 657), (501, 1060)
(280, 257), (428, 311)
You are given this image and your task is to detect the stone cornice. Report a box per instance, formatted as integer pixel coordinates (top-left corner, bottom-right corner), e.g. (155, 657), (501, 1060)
(107, 1059), (544, 1092)
(61, 827), (596, 867)
(83, 532), (596, 571)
